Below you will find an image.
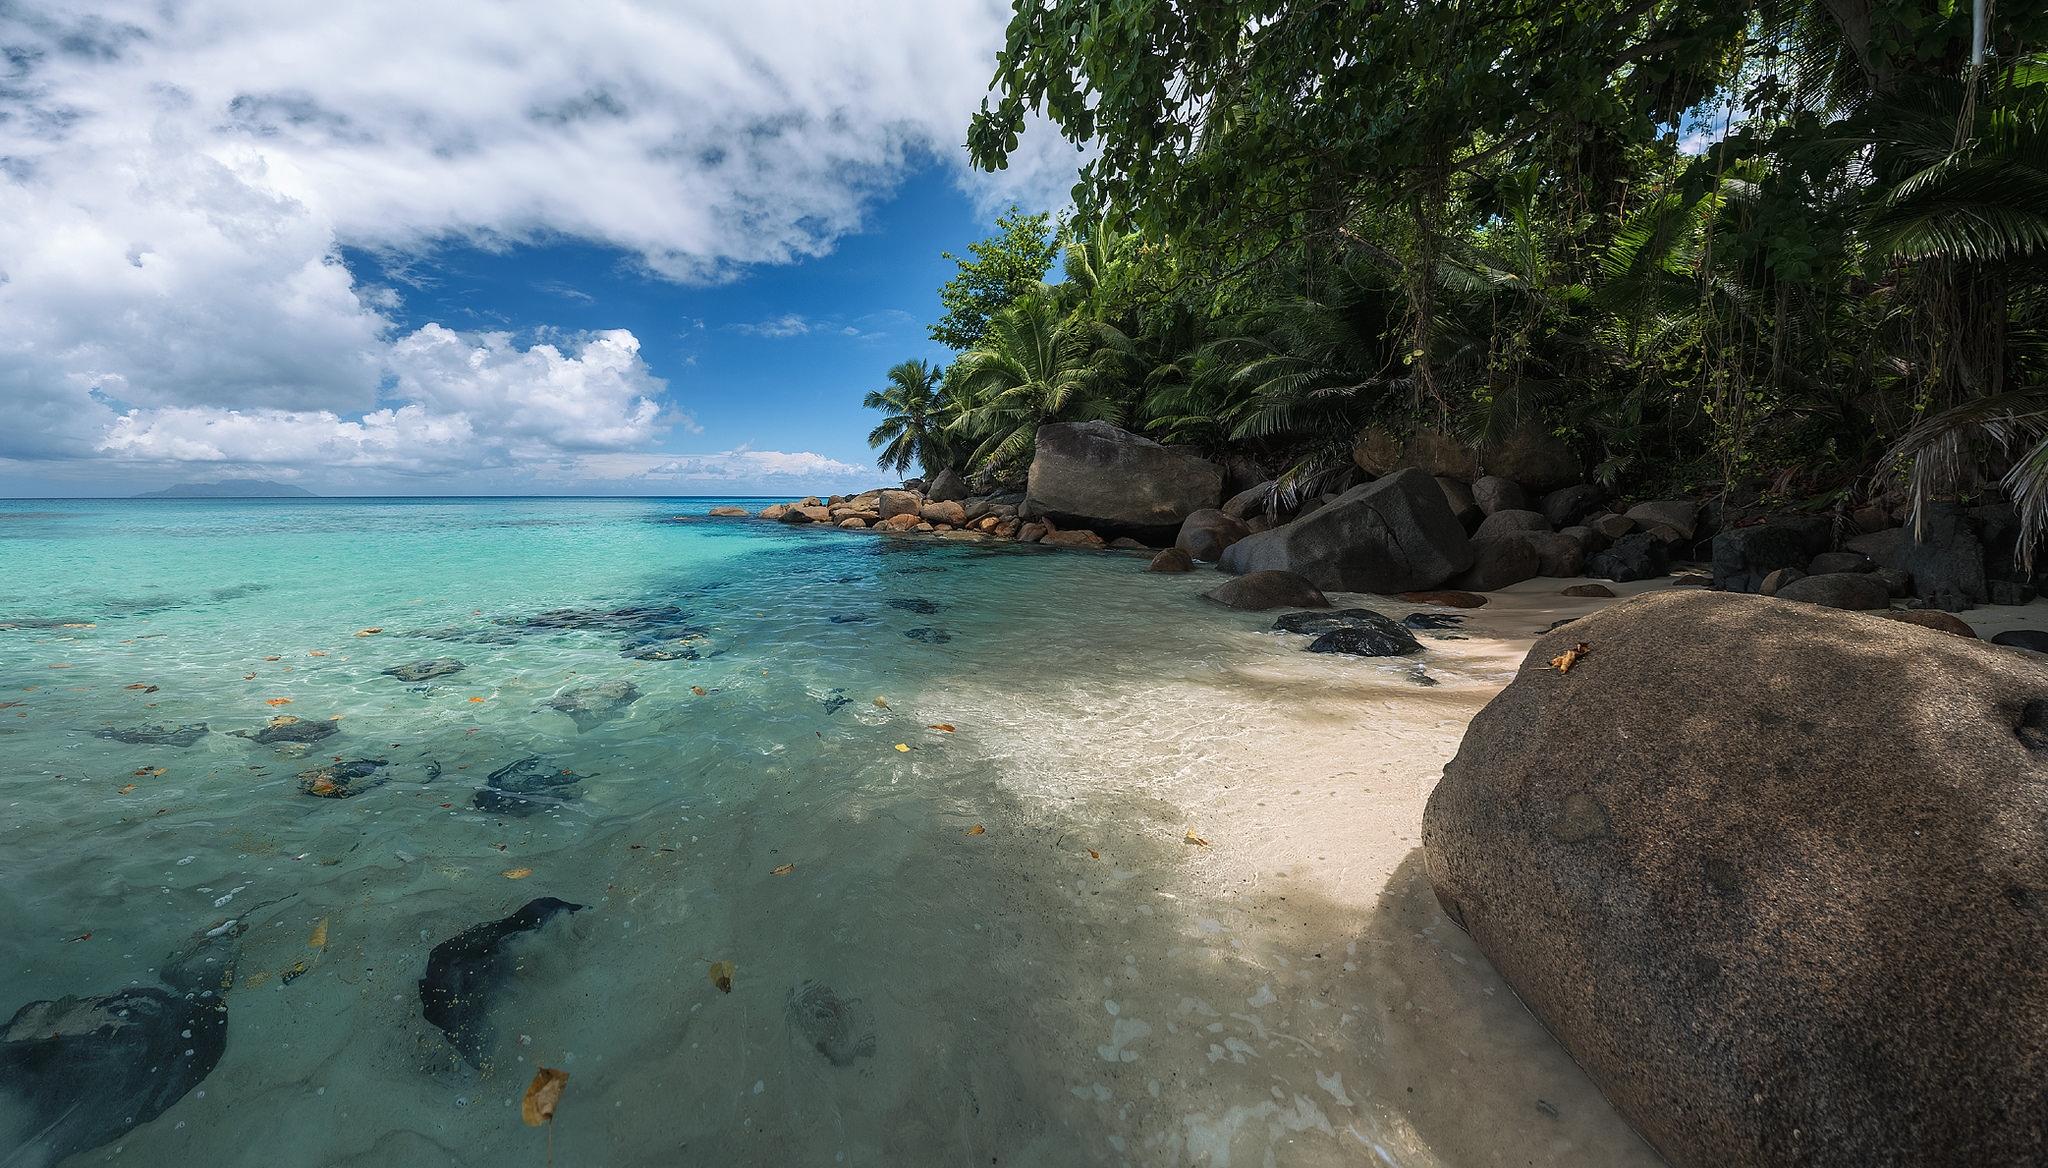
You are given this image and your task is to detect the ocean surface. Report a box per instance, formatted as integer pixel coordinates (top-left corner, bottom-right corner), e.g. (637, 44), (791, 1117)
(0, 497), (1661, 1168)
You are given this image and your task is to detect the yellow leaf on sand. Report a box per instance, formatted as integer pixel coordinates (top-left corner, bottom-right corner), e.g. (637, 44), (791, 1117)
(690, 686), (707, 696)
(308, 917), (329, 949)
(966, 824), (986, 836)
(770, 863), (794, 876)
(893, 743), (910, 752)
(928, 723), (955, 733)
(502, 867), (533, 879)
(521, 1066), (569, 1126)
(266, 697), (293, 707)
(354, 627), (382, 637)
(117, 783), (137, 795)
(707, 959), (735, 993)
(873, 697), (889, 709)
(1088, 849), (1101, 860)
(1185, 830), (1210, 847)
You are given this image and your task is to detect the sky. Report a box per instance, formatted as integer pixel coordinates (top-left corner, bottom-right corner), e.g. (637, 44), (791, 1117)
(0, 1), (1085, 497)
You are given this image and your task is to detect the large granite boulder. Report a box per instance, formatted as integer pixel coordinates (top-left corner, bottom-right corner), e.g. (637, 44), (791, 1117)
(1586, 531), (1669, 582)
(1472, 509), (1548, 540)
(1624, 499), (1699, 541)
(1774, 571), (1891, 610)
(1221, 480), (1274, 521)
(1021, 421), (1223, 541)
(1451, 535), (1542, 592)
(877, 490), (923, 520)
(1848, 507), (1990, 612)
(926, 466), (967, 502)
(1470, 475), (1530, 516)
(1175, 509), (1251, 563)
(1217, 468), (1474, 593)
(1435, 477), (1483, 529)
(1542, 484), (1606, 529)
(1479, 424), (1579, 492)
(1423, 591), (2048, 1168)
(1202, 570), (1328, 611)
(1712, 516), (1828, 593)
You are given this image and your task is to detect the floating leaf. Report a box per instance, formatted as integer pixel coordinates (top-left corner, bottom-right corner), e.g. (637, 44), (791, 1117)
(965, 824), (986, 836)
(243, 673), (257, 680)
(893, 743), (910, 752)
(707, 959), (735, 993)
(770, 863), (794, 876)
(307, 651), (328, 657)
(1550, 642), (1592, 674)
(872, 697), (889, 709)
(467, 696), (486, 703)
(1184, 830), (1210, 847)
(266, 697), (293, 707)
(355, 627), (383, 637)
(928, 723), (955, 733)
(263, 656), (281, 662)
(132, 766), (165, 778)
(690, 686), (707, 696)
(501, 867), (533, 879)
(281, 959), (308, 985)
(117, 783), (137, 795)
(522, 1067), (569, 1126)
(308, 917), (329, 949)
(124, 683), (159, 693)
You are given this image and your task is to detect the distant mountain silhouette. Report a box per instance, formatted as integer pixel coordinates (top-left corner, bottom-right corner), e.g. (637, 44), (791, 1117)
(133, 478), (318, 499)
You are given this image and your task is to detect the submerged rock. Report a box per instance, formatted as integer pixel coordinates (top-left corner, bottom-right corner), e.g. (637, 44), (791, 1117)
(786, 980), (876, 1067)
(0, 919), (243, 1166)
(543, 681), (641, 731)
(886, 597), (941, 615)
(1402, 612), (1465, 630)
(384, 658), (465, 682)
(828, 613), (874, 624)
(1273, 608), (1408, 638)
(1148, 547), (1195, 573)
(903, 627), (952, 644)
(297, 758), (387, 798)
(473, 756), (583, 817)
(1203, 570), (1328, 611)
(818, 689), (852, 715)
(1306, 623), (1422, 657)
(1423, 591), (2048, 1168)
(232, 714), (338, 745)
(418, 897), (586, 1067)
(95, 723), (209, 747)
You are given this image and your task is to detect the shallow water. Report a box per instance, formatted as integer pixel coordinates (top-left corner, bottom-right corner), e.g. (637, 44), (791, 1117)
(0, 498), (1664, 1167)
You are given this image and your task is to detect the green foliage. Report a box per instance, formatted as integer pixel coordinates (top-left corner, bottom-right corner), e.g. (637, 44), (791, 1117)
(863, 358), (949, 477)
(929, 206), (1060, 352)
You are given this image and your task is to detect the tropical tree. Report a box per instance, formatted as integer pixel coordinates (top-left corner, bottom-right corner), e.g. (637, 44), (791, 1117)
(930, 206), (1061, 351)
(863, 358), (950, 477)
(948, 285), (1137, 473)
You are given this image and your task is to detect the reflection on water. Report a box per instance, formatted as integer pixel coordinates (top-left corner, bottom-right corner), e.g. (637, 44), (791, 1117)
(0, 498), (1662, 1167)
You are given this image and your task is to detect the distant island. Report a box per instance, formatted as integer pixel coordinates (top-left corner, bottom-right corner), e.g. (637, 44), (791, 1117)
(133, 478), (317, 499)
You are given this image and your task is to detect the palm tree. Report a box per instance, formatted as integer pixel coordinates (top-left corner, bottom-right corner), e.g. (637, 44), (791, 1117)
(863, 359), (948, 477)
(949, 285), (1135, 473)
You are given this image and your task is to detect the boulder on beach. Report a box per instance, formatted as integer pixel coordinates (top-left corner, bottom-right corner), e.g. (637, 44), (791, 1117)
(1148, 547), (1194, 573)
(1472, 509), (1548, 540)
(926, 466), (967, 502)
(875, 513), (921, 532)
(1542, 484), (1605, 529)
(1470, 475), (1529, 516)
(1042, 529), (1106, 549)
(757, 503), (790, 521)
(1220, 480), (1274, 521)
(1020, 421), (1223, 541)
(1219, 468), (1473, 593)
(707, 505), (749, 517)
(1274, 608), (1420, 655)
(1713, 516), (1828, 592)
(1808, 550), (1873, 575)
(1560, 583), (1615, 598)
(1176, 508), (1250, 562)
(1874, 609), (1976, 638)
(877, 490), (922, 520)
(1992, 629), (2048, 653)
(1434, 476), (1482, 529)
(1452, 535), (1541, 592)
(1397, 589), (1487, 608)
(1623, 499), (1698, 540)
(1586, 531), (1669, 583)
(1203, 570), (1328, 611)
(1479, 424), (1579, 492)
(1423, 590), (2048, 1168)
(1775, 571), (1890, 611)
(920, 500), (967, 527)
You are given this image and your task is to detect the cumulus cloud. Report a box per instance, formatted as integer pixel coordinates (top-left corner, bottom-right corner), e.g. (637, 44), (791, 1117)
(729, 314), (814, 338)
(0, 0), (1079, 488)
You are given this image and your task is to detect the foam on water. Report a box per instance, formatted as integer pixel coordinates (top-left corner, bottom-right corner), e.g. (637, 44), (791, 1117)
(0, 498), (1663, 1167)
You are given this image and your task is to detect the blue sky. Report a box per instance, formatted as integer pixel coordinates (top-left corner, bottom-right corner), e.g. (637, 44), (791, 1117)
(0, 1), (1080, 497)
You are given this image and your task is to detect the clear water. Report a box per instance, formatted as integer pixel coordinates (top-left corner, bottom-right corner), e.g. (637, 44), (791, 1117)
(0, 498), (1662, 1167)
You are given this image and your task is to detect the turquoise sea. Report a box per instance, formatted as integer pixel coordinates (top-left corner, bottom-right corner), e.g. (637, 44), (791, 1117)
(0, 498), (1660, 1168)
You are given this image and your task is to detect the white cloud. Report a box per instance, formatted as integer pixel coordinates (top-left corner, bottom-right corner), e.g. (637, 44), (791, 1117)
(729, 313), (814, 338)
(0, 0), (1081, 487)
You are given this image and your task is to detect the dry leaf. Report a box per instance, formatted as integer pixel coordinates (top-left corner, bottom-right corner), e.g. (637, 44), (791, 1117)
(124, 683), (159, 693)
(265, 697), (293, 707)
(308, 917), (329, 949)
(1087, 849), (1101, 860)
(893, 743), (910, 752)
(1184, 830), (1210, 847)
(965, 824), (986, 836)
(522, 1067), (568, 1126)
(927, 723), (955, 733)
(47, 663), (71, 670)
(263, 655), (281, 662)
(1550, 642), (1592, 673)
(770, 863), (794, 876)
(467, 696), (486, 703)
(307, 650), (328, 657)
(132, 766), (165, 778)
(242, 673), (257, 681)
(117, 783), (137, 795)
(501, 867), (533, 879)
(707, 959), (735, 993)
(355, 627), (382, 637)
(690, 686), (707, 696)
(873, 696), (889, 709)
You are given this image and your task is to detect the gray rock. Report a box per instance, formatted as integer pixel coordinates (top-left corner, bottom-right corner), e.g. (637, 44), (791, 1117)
(1876, 567), (1911, 597)
(1218, 468), (1473, 593)
(1759, 567), (1805, 597)
(1712, 517), (1827, 592)
(1542, 484), (1606, 529)
(1587, 532), (1669, 583)
(1471, 475), (1530, 517)
(1175, 508), (1251, 563)
(1990, 579), (2037, 606)
(1273, 608), (1413, 642)
(1147, 547), (1194, 573)
(95, 723), (209, 747)
(1473, 509), (1549, 540)
(544, 681), (642, 731)
(1991, 628), (2048, 653)
(1808, 551), (1874, 575)
(1435, 476), (1483, 529)
(1021, 421), (1223, 541)
(877, 489), (922, 520)
(1479, 425), (1580, 492)
(1557, 524), (1607, 555)
(385, 658), (465, 683)
(1624, 500), (1699, 540)
(1220, 480), (1275, 521)
(1306, 623), (1423, 657)
(1454, 535), (1543, 592)
(1203, 570), (1329, 611)
(1424, 591), (2048, 1168)
(234, 715), (338, 745)
(1524, 532), (1586, 578)
(1775, 572), (1891, 610)
(926, 466), (967, 502)
(1590, 513), (1635, 540)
